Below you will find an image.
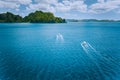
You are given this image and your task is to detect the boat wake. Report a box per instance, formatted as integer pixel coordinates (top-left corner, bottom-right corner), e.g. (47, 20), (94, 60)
(81, 41), (97, 54)
(56, 33), (64, 43)
(80, 41), (120, 79)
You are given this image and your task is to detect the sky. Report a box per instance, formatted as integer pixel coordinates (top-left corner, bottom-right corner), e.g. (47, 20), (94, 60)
(0, 0), (120, 20)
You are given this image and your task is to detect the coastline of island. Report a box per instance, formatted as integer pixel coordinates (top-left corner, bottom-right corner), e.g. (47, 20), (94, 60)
(0, 11), (66, 23)
(66, 19), (120, 22)
(0, 11), (120, 23)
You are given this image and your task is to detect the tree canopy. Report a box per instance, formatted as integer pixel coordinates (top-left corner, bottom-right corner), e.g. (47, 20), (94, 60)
(0, 12), (22, 22)
(0, 11), (66, 23)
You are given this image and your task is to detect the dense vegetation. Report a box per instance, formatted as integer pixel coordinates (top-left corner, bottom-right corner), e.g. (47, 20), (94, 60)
(24, 11), (65, 23)
(0, 12), (22, 22)
(0, 11), (66, 23)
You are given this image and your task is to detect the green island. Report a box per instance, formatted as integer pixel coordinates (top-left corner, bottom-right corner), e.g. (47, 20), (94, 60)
(0, 11), (66, 23)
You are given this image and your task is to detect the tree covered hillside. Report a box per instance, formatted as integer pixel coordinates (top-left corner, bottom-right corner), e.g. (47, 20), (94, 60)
(0, 12), (22, 22)
(0, 11), (66, 23)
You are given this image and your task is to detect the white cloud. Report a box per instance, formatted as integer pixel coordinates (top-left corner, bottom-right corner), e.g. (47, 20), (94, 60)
(18, 0), (32, 5)
(0, 0), (32, 10)
(89, 0), (120, 13)
(26, 3), (56, 12)
(0, 0), (20, 9)
(55, 0), (87, 12)
(2, 0), (32, 5)
(26, 0), (87, 13)
(26, 0), (58, 12)
(1, 0), (120, 16)
(34, 0), (57, 4)
(98, 0), (104, 3)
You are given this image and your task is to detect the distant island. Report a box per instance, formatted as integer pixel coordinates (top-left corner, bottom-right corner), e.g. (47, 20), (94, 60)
(1, 11), (119, 23)
(67, 19), (120, 22)
(0, 11), (66, 23)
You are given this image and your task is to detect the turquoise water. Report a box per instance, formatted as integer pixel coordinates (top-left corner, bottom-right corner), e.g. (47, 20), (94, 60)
(0, 22), (120, 80)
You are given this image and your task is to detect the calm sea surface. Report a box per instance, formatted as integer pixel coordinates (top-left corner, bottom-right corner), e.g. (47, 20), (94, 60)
(0, 22), (120, 80)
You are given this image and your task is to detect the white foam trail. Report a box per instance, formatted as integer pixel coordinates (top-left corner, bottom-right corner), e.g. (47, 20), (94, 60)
(56, 33), (64, 42)
(56, 35), (59, 41)
(81, 41), (106, 77)
(81, 41), (103, 58)
(87, 43), (97, 52)
(81, 41), (97, 54)
(81, 41), (119, 64)
(59, 34), (64, 41)
(82, 46), (89, 54)
(81, 41), (120, 78)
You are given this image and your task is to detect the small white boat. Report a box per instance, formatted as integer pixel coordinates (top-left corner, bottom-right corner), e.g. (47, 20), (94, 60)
(81, 41), (97, 53)
(81, 41), (89, 47)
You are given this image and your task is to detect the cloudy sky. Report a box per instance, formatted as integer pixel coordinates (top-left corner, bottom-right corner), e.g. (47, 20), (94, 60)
(0, 0), (120, 20)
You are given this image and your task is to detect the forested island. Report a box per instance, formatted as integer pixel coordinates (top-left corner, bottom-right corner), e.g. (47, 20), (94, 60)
(0, 11), (66, 23)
